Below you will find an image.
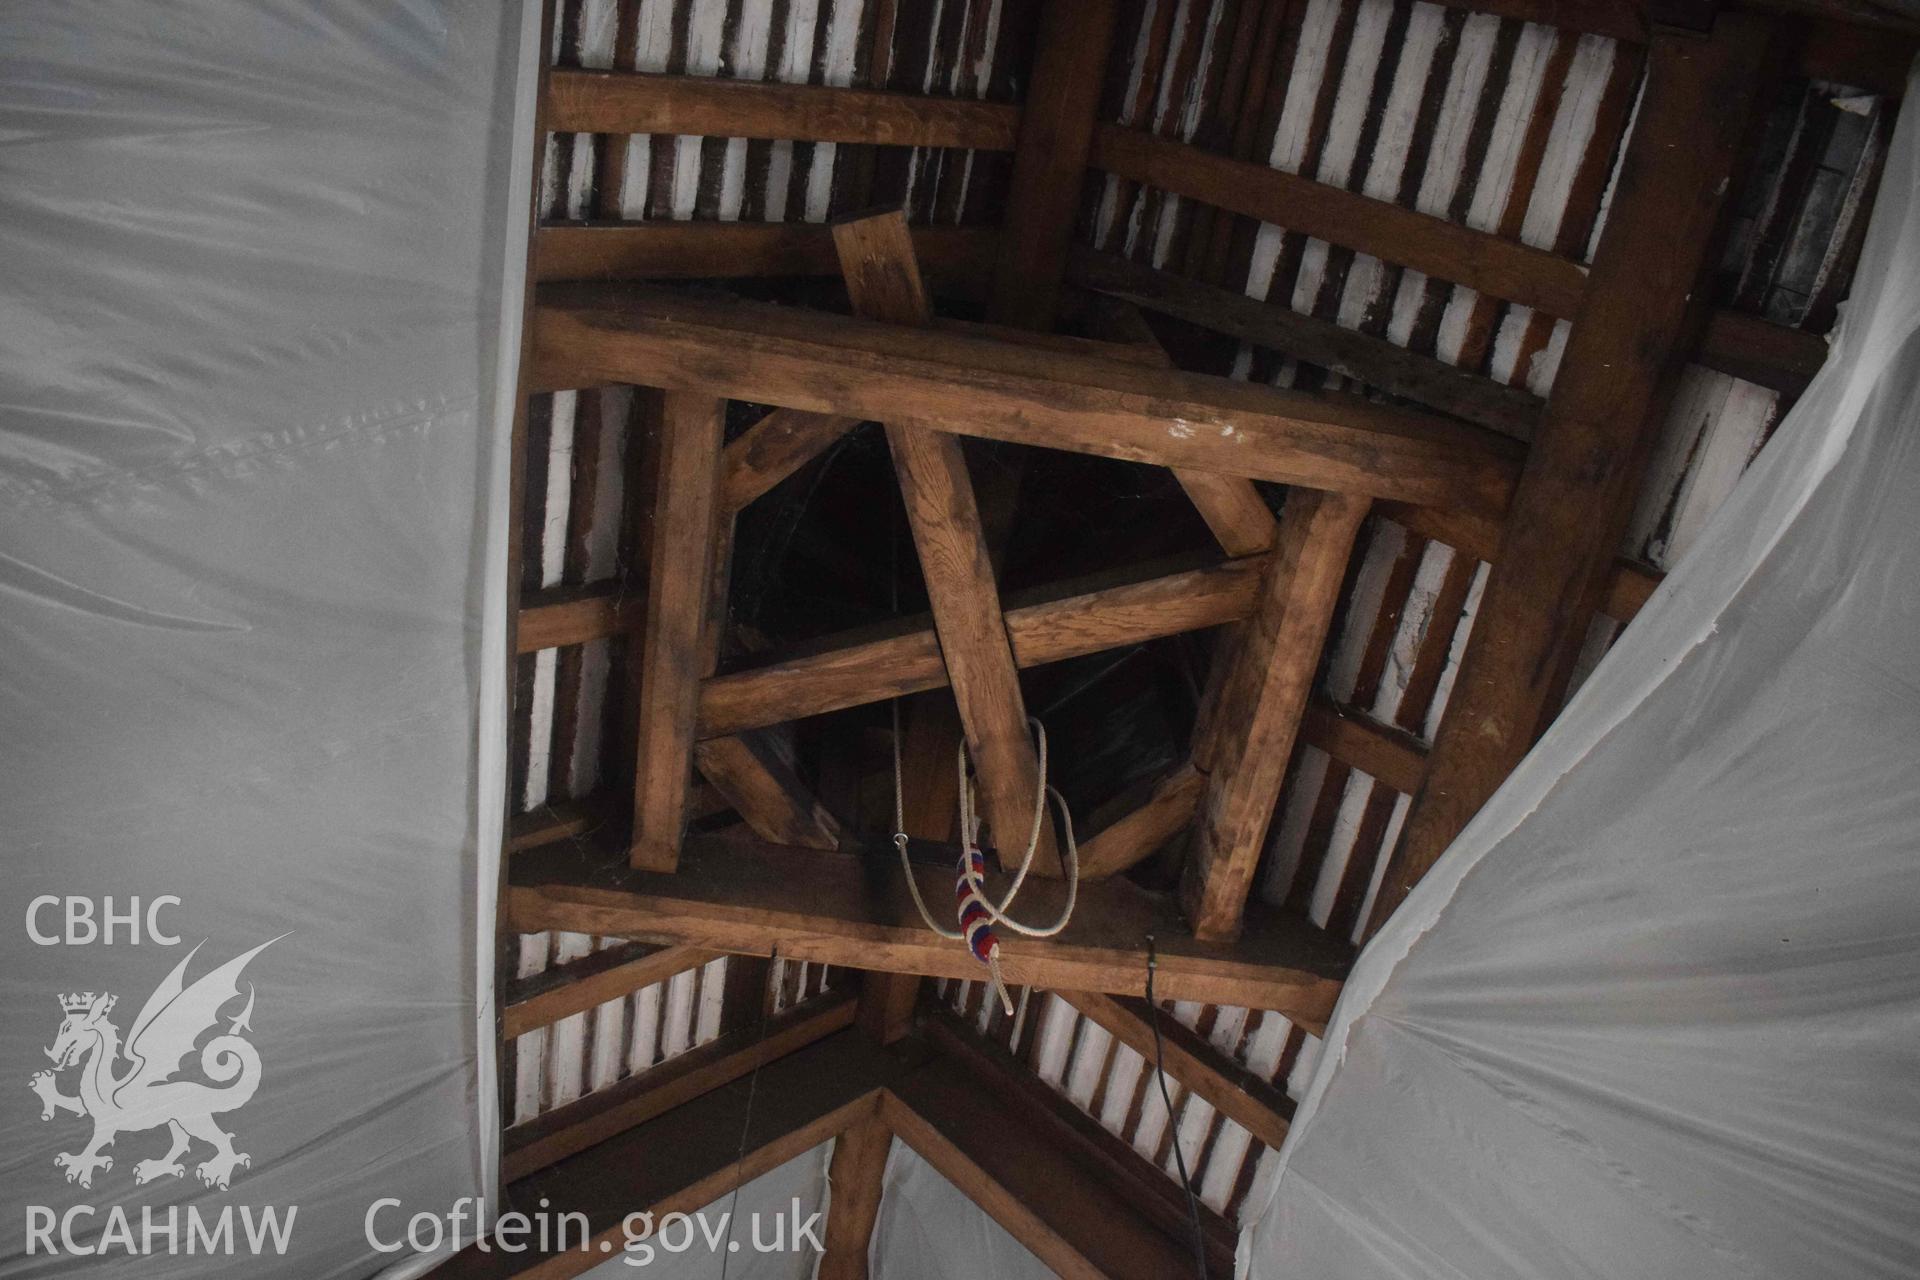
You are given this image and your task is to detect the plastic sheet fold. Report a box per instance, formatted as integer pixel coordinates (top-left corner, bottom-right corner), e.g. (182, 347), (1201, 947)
(0, 4), (534, 1275)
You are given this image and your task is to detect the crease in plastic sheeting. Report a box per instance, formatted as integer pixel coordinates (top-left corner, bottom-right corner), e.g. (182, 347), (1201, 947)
(0, 3), (539, 1276)
(1246, 56), (1920, 1280)
(0, 547), (247, 631)
(463, 0), (544, 1252)
(1255, 1167), (1487, 1280)
(1368, 1014), (1755, 1265)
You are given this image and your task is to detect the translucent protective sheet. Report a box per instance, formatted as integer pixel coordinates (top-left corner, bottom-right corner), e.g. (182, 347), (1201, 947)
(1246, 61), (1920, 1280)
(865, 1140), (1053, 1280)
(0, 3), (534, 1275)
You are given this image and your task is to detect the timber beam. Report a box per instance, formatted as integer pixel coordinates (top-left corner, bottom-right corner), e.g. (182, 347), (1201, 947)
(452, 1008), (1224, 1279)
(544, 69), (1020, 150)
(1089, 124), (1590, 319)
(530, 283), (1522, 518)
(436, 1025), (899, 1280)
(1369, 17), (1779, 935)
(1183, 490), (1371, 940)
(509, 832), (1351, 1030)
(922, 1010), (1238, 1276)
(698, 553), (1266, 738)
(502, 991), (857, 1182)
(1055, 990), (1295, 1155)
(884, 1056), (1221, 1279)
(502, 942), (718, 1040)
(834, 209), (1060, 874)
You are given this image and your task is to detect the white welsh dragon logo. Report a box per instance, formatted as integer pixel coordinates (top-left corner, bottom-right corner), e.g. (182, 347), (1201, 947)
(29, 937), (281, 1191)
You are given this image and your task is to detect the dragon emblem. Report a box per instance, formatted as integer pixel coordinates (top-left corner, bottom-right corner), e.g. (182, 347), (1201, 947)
(29, 937), (281, 1191)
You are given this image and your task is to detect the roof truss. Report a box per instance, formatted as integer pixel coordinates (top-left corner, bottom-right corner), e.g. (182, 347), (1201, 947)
(483, 0), (1904, 1264)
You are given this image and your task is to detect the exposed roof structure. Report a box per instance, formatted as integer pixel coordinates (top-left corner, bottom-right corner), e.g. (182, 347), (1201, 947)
(442, 1), (1914, 1274)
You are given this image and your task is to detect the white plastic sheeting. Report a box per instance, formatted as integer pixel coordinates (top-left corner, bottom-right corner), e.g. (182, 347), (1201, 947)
(866, 1140), (1051, 1280)
(1247, 60), (1920, 1280)
(1, 4), (534, 1276)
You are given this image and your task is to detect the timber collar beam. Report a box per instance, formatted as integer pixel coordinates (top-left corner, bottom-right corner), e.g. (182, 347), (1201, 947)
(531, 282), (1522, 520)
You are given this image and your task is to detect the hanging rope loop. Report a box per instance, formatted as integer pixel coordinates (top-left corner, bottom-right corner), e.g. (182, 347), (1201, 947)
(889, 707), (1080, 1016)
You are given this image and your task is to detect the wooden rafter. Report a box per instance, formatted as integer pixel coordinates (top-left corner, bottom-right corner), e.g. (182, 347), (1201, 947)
(536, 221), (996, 287)
(720, 407), (863, 512)
(544, 69), (1021, 149)
(883, 1059), (1216, 1279)
(1077, 764), (1208, 881)
(1368, 16), (1779, 935)
(1071, 248), (1547, 440)
(510, 833), (1351, 1027)
(693, 732), (841, 850)
(502, 991), (856, 1182)
(699, 553), (1266, 738)
(437, 1027), (901, 1280)
(1089, 124), (1590, 319)
(989, 0), (1123, 329)
(923, 1010), (1238, 1275)
(531, 284), (1522, 516)
(1056, 990), (1295, 1154)
(503, 942), (717, 1040)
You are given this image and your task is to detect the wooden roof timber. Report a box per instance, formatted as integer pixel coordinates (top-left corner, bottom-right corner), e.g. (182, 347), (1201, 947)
(1070, 248), (1547, 440)
(1183, 490), (1372, 940)
(1056, 989), (1297, 1154)
(544, 68), (1021, 149)
(448, 1010), (1223, 1279)
(533, 220), (1830, 412)
(1091, 124), (1589, 319)
(701, 551), (1265, 737)
(834, 209), (1061, 876)
(506, 537), (1646, 871)
(531, 285), (1523, 517)
(818, 1108), (891, 1279)
(502, 993), (857, 1184)
(535, 220), (997, 288)
(502, 941), (717, 1039)
(509, 832), (1351, 1031)
(1371, 17), (1779, 934)
(922, 1009), (1240, 1276)
(434, 1028), (901, 1280)
(989, 0), (1123, 330)
(883, 1060), (1218, 1279)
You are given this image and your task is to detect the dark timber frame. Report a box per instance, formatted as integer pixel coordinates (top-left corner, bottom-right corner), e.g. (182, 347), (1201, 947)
(469, 0), (1902, 1272)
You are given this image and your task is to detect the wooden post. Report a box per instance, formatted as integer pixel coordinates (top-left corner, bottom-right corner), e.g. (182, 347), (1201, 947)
(1367, 16), (1777, 936)
(630, 390), (727, 871)
(1182, 490), (1371, 940)
(988, 0), (1123, 329)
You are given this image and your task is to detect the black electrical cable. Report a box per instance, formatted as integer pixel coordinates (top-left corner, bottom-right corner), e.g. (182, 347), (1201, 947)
(1147, 935), (1210, 1279)
(718, 945), (777, 1280)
